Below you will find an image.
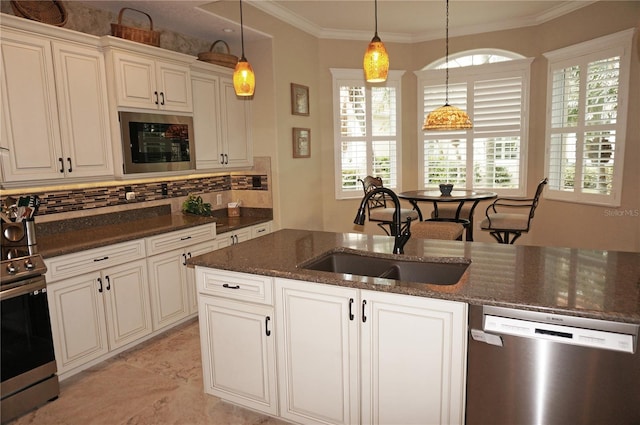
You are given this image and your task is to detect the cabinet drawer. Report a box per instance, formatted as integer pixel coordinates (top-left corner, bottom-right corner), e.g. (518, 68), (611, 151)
(197, 268), (273, 305)
(45, 239), (145, 282)
(146, 224), (216, 256)
(252, 222), (272, 239)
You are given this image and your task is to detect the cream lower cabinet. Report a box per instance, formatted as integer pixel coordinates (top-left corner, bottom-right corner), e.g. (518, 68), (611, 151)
(275, 278), (468, 425)
(274, 279), (359, 425)
(185, 242), (217, 314)
(216, 222), (272, 249)
(150, 239), (217, 317)
(197, 268), (277, 415)
(45, 240), (152, 375)
(216, 227), (253, 249)
(146, 224), (216, 330)
(359, 289), (468, 425)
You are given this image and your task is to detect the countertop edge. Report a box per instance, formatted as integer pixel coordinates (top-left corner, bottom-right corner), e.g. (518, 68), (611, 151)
(38, 213), (272, 259)
(188, 229), (640, 325)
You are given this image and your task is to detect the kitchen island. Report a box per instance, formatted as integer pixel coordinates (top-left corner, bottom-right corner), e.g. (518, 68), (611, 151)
(188, 228), (640, 323)
(187, 228), (640, 425)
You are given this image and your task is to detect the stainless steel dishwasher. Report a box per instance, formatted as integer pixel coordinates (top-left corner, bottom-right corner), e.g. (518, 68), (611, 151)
(466, 305), (640, 425)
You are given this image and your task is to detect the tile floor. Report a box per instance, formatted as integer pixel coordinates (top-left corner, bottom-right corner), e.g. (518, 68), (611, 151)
(9, 319), (290, 425)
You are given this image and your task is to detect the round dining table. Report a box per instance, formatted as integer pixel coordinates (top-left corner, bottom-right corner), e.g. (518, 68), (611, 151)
(398, 189), (497, 241)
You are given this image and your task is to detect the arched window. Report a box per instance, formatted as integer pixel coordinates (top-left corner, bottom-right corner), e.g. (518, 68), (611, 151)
(425, 49), (525, 70)
(416, 49), (532, 195)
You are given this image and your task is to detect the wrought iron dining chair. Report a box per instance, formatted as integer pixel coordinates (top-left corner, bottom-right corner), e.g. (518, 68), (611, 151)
(480, 178), (548, 244)
(358, 176), (419, 236)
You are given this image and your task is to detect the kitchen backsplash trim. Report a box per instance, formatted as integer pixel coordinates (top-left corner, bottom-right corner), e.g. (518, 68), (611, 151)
(1, 174), (268, 217)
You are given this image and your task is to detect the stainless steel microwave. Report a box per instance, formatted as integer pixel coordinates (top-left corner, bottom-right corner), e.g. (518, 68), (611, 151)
(119, 112), (195, 174)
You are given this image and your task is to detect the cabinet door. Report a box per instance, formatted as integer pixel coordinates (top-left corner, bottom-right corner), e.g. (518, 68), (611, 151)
(185, 241), (217, 314)
(220, 77), (252, 168)
(52, 41), (114, 178)
(216, 227), (253, 248)
(360, 290), (467, 425)
(275, 279), (359, 425)
(192, 72), (223, 169)
(199, 296), (277, 415)
(111, 51), (157, 109)
(102, 259), (153, 349)
(157, 61), (192, 112)
(47, 272), (108, 374)
(0, 30), (63, 181)
(146, 249), (190, 330)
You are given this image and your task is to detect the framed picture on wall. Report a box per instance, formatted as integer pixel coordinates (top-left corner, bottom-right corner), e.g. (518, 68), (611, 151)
(291, 83), (309, 116)
(292, 128), (311, 158)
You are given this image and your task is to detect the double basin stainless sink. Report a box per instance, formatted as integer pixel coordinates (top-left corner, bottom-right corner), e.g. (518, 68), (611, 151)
(299, 248), (470, 286)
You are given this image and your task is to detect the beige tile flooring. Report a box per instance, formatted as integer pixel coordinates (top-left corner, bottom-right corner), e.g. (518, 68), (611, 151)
(10, 319), (290, 425)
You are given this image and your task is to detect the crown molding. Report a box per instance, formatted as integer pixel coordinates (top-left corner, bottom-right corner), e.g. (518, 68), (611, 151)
(249, 0), (598, 44)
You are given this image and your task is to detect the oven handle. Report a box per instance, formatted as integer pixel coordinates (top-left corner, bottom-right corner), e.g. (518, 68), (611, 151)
(0, 275), (46, 301)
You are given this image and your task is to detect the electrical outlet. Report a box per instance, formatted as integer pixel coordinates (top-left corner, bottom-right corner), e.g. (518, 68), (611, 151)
(126, 192), (136, 201)
(216, 194), (222, 205)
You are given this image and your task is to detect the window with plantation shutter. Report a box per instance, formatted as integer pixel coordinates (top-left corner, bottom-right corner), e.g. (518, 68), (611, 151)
(543, 29), (633, 206)
(416, 57), (532, 196)
(331, 69), (404, 199)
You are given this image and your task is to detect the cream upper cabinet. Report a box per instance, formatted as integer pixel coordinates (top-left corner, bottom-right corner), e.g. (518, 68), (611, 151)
(0, 28), (114, 183)
(191, 70), (222, 169)
(220, 77), (252, 168)
(191, 62), (252, 170)
(109, 49), (192, 112)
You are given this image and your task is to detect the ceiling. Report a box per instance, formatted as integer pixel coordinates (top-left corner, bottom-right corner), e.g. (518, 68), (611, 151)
(81, 0), (596, 45)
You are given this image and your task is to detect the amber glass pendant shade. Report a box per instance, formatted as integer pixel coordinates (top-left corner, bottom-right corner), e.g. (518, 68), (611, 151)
(363, 0), (388, 83)
(424, 0), (472, 131)
(233, 0), (255, 97)
(364, 35), (389, 83)
(423, 104), (472, 130)
(233, 58), (255, 97)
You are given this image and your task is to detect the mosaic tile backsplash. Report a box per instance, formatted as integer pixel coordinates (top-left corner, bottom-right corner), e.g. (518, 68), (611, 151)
(1, 174), (267, 217)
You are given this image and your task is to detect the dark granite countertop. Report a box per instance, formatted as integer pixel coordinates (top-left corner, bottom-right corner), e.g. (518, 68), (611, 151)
(36, 206), (272, 258)
(187, 228), (640, 324)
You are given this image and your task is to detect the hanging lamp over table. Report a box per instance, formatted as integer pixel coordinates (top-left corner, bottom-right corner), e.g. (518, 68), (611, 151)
(423, 0), (472, 130)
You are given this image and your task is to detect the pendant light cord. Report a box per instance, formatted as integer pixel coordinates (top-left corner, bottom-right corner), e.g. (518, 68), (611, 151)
(374, 0), (379, 37)
(239, 0), (246, 59)
(445, 0), (450, 105)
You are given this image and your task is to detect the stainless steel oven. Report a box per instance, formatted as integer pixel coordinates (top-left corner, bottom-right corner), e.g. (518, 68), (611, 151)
(119, 111), (195, 174)
(1, 220), (59, 423)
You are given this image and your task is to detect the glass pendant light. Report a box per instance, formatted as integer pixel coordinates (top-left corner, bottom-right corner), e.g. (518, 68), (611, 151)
(423, 0), (472, 130)
(233, 0), (255, 96)
(363, 0), (389, 83)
